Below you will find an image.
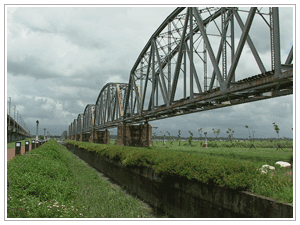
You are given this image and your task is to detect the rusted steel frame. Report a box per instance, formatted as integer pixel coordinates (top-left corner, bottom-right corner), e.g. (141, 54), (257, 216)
(227, 7), (257, 88)
(125, 85), (291, 124)
(233, 9), (266, 74)
(130, 8), (224, 114)
(112, 88), (117, 122)
(184, 42), (202, 94)
(141, 47), (153, 114)
(170, 8), (190, 103)
(106, 88), (111, 123)
(272, 7), (282, 78)
(209, 16), (230, 90)
(130, 7), (186, 74)
(99, 95), (104, 125)
(90, 105), (95, 130)
(153, 40), (169, 105)
(285, 45), (293, 65)
(192, 7), (225, 92)
(116, 84), (124, 117)
(131, 75), (142, 113)
(189, 8), (194, 100)
(123, 69), (292, 123)
(149, 40), (157, 111)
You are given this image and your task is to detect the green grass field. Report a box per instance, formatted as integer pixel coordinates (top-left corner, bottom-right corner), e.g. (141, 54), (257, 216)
(7, 139), (161, 218)
(7, 138), (293, 218)
(150, 140), (293, 168)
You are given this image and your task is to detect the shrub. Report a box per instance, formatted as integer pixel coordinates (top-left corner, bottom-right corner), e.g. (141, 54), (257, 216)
(66, 140), (262, 191)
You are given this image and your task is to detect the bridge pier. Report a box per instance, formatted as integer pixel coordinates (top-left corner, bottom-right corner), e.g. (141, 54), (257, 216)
(82, 132), (90, 142)
(94, 129), (110, 144)
(75, 134), (80, 141)
(116, 123), (152, 147)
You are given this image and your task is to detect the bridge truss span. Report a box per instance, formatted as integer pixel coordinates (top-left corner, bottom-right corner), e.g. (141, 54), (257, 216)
(122, 7), (293, 124)
(68, 7), (293, 135)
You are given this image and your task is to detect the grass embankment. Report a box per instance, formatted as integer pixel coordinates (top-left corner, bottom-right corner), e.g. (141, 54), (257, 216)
(66, 139), (293, 204)
(7, 139), (157, 218)
(7, 138), (34, 149)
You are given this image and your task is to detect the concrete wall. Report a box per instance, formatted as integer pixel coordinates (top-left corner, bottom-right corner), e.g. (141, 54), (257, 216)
(64, 143), (293, 218)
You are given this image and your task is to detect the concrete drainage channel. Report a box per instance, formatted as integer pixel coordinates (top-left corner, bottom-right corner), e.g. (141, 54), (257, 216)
(58, 140), (166, 218)
(61, 142), (293, 218)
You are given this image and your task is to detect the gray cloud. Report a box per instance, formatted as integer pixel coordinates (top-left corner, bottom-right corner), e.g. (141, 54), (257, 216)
(6, 6), (294, 138)
(7, 55), (62, 79)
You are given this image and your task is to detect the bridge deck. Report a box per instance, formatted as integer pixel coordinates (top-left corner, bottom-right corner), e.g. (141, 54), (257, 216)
(88, 69), (292, 131)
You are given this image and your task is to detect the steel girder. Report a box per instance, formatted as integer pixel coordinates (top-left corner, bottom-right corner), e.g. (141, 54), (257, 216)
(67, 7), (293, 133)
(94, 83), (128, 130)
(123, 7), (293, 120)
(76, 114), (83, 134)
(82, 104), (95, 133)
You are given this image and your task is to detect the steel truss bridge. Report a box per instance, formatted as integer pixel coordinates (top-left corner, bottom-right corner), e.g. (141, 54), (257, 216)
(68, 7), (293, 136)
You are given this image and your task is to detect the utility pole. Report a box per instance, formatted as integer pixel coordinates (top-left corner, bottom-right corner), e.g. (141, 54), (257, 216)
(8, 97), (11, 129)
(36, 120), (39, 141)
(13, 106), (16, 131)
(44, 128), (46, 140)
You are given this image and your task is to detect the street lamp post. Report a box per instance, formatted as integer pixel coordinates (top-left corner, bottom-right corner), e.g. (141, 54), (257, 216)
(36, 120), (39, 141)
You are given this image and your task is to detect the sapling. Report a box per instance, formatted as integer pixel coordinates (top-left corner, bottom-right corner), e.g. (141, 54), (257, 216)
(178, 130), (181, 146)
(226, 128), (234, 142)
(245, 125), (256, 149)
(272, 122), (283, 150)
(166, 131), (171, 145)
(188, 131), (193, 146)
(160, 131), (165, 145)
(212, 128), (220, 148)
(153, 132), (157, 146)
(245, 125), (251, 140)
(198, 128), (203, 146)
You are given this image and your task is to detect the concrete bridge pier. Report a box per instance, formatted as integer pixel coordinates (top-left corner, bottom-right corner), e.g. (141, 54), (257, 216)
(94, 129), (110, 144)
(116, 122), (152, 147)
(81, 132), (90, 142)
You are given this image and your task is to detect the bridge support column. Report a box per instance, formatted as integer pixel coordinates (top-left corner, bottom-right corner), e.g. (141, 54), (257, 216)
(82, 133), (90, 142)
(89, 129), (94, 143)
(116, 123), (152, 147)
(94, 129), (110, 144)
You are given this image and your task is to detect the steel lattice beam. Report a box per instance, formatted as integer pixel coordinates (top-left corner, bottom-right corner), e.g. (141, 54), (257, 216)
(66, 7), (293, 135)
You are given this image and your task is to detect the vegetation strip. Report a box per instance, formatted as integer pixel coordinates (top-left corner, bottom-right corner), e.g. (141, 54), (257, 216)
(7, 139), (157, 218)
(65, 140), (293, 204)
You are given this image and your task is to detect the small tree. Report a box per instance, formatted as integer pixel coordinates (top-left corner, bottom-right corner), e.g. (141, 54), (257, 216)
(272, 122), (280, 139)
(212, 128), (220, 140)
(198, 128), (203, 147)
(166, 131), (171, 144)
(273, 122), (283, 150)
(153, 132), (157, 146)
(188, 131), (193, 146)
(226, 128), (234, 142)
(178, 130), (181, 146)
(212, 128), (220, 148)
(245, 125), (251, 139)
(160, 131), (165, 145)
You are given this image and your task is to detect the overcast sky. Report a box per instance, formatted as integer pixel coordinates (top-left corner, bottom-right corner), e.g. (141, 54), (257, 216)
(5, 5), (294, 139)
